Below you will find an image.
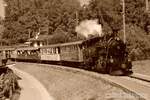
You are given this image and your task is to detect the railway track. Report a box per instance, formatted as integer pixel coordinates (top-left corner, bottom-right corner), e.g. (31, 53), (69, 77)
(129, 73), (150, 83)
(99, 73), (150, 100)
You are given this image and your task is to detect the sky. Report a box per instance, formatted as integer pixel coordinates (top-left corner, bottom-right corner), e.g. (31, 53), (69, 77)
(78, 0), (91, 6)
(0, 0), (92, 19)
(0, 0), (5, 19)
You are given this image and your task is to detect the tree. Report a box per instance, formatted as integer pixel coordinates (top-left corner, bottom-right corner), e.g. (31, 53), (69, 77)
(3, 0), (81, 44)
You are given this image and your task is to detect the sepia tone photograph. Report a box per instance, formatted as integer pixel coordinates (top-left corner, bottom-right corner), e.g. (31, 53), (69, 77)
(0, 0), (150, 100)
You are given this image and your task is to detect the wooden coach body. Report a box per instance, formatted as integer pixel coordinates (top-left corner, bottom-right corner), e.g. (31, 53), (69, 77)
(15, 47), (40, 61)
(59, 41), (84, 62)
(40, 44), (60, 61)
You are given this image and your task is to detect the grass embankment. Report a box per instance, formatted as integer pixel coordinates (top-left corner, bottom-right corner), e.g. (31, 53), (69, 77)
(133, 60), (150, 76)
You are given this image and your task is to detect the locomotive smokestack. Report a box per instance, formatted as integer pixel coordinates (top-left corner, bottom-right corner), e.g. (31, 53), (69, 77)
(75, 19), (103, 38)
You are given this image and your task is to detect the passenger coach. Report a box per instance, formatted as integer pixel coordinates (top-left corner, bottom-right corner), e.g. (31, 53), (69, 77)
(14, 47), (40, 62)
(40, 41), (84, 65)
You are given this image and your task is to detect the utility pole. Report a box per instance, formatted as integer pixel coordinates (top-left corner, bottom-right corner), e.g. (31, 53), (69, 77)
(75, 11), (79, 37)
(28, 29), (31, 46)
(75, 11), (79, 26)
(28, 29), (31, 39)
(122, 0), (126, 43)
(146, 0), (149, 11)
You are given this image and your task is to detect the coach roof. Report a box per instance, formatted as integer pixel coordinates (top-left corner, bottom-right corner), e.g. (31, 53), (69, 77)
(16, 47), (39, 50)
(41, 40), (84, 48)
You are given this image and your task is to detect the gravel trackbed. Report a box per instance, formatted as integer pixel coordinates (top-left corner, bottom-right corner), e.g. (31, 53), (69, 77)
(12, 62), (140, 100)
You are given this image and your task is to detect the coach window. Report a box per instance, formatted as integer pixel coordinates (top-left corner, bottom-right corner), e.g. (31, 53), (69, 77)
(24, 51), (27, 56)
(45, 49), (47, 54)
(40, 49), (43, 55)
(64, 46), (66, 51)
(70, 46), (73, 51)
(73, 45), (75, 50)
(74, 45), (76, 50)
(28, 51), (30, 55)
(71, 46), (73, 51)
(56, 47), (58, 54)
(70, 46), (72, 50)
(40, 49), (42, 55)
(75, 45), (77, 50)
(46, 49), (48, 54)
(52, 48), (54, 54)
(58, 48), (60, 54)
(62, 46), (65, 51)
(50, 48), (52, 54)
(51, 48), (53, 54)
(21, 50), (24, 55)
(20, 51), (22, 55)
(43, 49), (45, 54)
(72, 45), (74, 50)
(65, 46), (68, 51)
(49, 48), (51, 54)
(56, 48), (59, 54)
(47, 49), (50, 55)
(42, 49), (45, 54)
(17, 51), (20, 55)
(68, 46), (71, 51)
(51, 48), (54, 54)
(54, 48), (56, 54)
(65, 46), (67, 51)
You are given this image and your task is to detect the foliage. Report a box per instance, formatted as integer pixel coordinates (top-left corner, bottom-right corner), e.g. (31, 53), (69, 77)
(3, 0), (81, 44)
(78, 0), (150, 60)
(2, 0), (150, 60)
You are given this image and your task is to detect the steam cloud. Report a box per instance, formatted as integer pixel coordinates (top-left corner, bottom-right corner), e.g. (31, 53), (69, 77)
(75, 19), (103, 38)
(78, 0), (91, 6)
(0, 0), (5, 19)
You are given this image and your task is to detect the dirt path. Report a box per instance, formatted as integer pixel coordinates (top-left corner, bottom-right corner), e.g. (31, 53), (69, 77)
(8, 64), (54, 100)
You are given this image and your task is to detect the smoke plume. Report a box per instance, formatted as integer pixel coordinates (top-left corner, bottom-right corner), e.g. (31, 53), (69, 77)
(78, 0), (91, 6)
(0, 0), (5, 19)
(75, 19), (103, 38)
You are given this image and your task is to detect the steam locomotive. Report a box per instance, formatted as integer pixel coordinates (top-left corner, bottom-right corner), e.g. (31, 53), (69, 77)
(0, 34), (132, 76)
(82, 35), (132, 75)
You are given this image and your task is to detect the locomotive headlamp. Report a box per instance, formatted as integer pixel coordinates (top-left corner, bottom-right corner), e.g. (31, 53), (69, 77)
(110, 58), (114, 63)
(128, 58), (131, 62)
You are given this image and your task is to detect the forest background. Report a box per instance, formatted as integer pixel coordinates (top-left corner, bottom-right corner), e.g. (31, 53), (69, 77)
(0, 0), (150, 60)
